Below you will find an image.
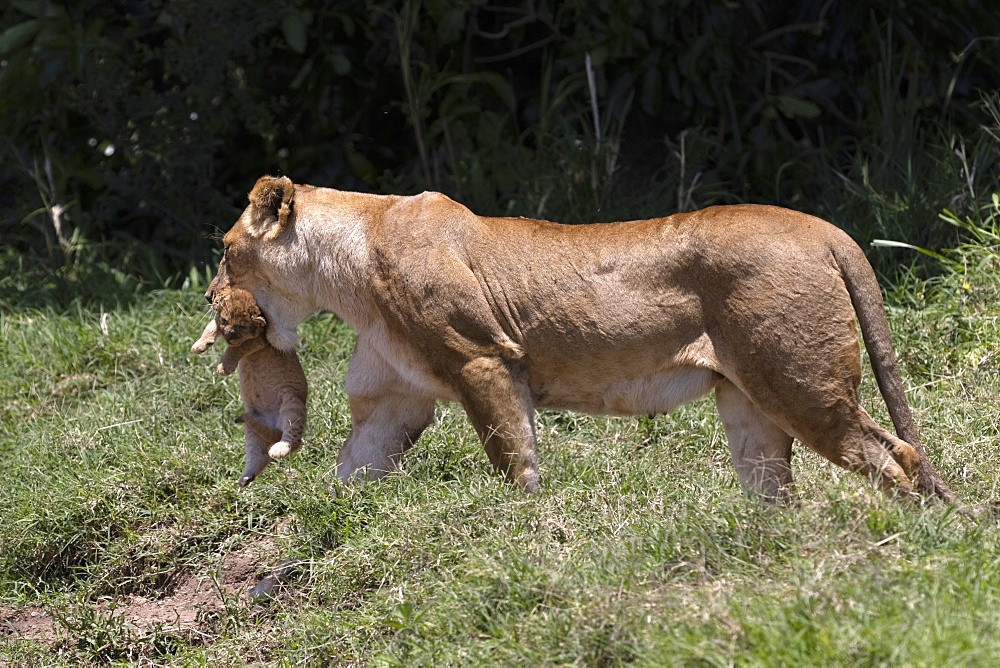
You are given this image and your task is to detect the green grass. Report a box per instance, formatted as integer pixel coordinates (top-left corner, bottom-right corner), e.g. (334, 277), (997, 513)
(2, 217), (1000, 665)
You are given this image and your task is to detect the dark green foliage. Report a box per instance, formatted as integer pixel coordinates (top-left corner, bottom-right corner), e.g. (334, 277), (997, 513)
(1, 0), (998, 289)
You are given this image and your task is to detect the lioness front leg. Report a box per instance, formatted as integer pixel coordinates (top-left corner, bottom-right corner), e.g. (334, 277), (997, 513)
(336, 392), (436, 483)
(456, 357), (539, 492)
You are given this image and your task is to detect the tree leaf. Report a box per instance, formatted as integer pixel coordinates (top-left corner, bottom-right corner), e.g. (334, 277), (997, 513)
(0, 20), (39, 57)
(438, 71), (516, 114)
(774, 95), (821, 119)
(281, 10), (313, 55)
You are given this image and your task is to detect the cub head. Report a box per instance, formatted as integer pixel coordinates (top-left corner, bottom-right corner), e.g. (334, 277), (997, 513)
(213, 286), (267, 346)
(205, 175), (302, 351)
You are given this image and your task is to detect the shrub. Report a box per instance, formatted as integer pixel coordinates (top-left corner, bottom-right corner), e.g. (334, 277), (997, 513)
(1, 0), (997, 287)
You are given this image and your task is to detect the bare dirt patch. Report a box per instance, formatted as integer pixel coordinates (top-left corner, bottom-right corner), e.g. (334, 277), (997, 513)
(1, 603), (55, 643)
(1, 541), (283, 649)
(100, 548), (263, 633)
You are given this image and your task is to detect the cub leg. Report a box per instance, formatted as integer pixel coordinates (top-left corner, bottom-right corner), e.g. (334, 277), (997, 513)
(335, 392), (436, 483)
(714, 379), (794, 502)
(237, 413), (282, 443)
(239, 429), (271, 487)
(191, 319), (218, 354)
(217, 338), (267, 376)
(455, 357), (539, 492)
(269, 392), (307, 459)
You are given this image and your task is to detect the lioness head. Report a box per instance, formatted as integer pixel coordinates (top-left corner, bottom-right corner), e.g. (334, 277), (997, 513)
(213, 286), (267, 346)
(206, 175), (306, 351)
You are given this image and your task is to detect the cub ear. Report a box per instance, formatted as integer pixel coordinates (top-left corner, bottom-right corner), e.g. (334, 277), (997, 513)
(245, 175), (295, 240)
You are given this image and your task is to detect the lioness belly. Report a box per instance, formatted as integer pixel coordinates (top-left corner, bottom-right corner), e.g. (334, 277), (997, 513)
(531, 365), (720, 416)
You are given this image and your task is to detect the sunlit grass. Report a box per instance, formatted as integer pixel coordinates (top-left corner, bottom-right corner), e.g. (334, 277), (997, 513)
(2, 210), (1000, 664)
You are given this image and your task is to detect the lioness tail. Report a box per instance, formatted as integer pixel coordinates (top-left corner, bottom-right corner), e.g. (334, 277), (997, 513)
(832, 242), (953, 501)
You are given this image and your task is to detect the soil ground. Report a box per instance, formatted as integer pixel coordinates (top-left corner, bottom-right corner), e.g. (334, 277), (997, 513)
(1, 543), (281, 650)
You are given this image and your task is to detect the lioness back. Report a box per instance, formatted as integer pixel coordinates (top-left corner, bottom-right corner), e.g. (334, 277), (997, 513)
(372, 199), (858, 418)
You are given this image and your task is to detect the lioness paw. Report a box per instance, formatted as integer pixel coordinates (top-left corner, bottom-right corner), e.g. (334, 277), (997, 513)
(269, 441), (297, 459)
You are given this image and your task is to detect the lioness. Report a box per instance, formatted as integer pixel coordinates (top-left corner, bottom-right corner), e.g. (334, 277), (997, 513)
(192, 286), (307, 487)
(204, 175), (953, 503)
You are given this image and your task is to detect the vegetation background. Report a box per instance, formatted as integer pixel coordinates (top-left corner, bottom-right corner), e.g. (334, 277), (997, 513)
(2, 0), (1000, 664)
(1, 0), (999, 297)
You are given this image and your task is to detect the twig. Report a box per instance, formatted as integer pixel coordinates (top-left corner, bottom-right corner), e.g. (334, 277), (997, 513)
(96, 419), (144, 432)
(585, 52), (600, 143)
(395, 3), (430, 184)
(473, 35), (555, 64)
(873, 532), (901, 547)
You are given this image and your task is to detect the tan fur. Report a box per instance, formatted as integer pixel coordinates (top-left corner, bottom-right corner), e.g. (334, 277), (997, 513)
(204, 175), (953, 502)
(192, 286), (307, 487)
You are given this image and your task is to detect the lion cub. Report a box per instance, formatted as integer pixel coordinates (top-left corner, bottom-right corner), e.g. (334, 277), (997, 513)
(191, 287), (307, 487)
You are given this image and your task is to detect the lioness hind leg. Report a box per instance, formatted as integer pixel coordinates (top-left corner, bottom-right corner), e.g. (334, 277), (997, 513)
(714, 380), (794, 502)
(457, 357), (539, 492)
(809, 411), (920, 499)
(736, 380), (922, 500)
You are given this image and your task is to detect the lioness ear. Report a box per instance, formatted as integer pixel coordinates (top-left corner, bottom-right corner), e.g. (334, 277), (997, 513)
(245, 175), (295, 240)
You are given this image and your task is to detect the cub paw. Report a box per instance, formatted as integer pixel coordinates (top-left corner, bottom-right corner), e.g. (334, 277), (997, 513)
(269, 441), (297, 459)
